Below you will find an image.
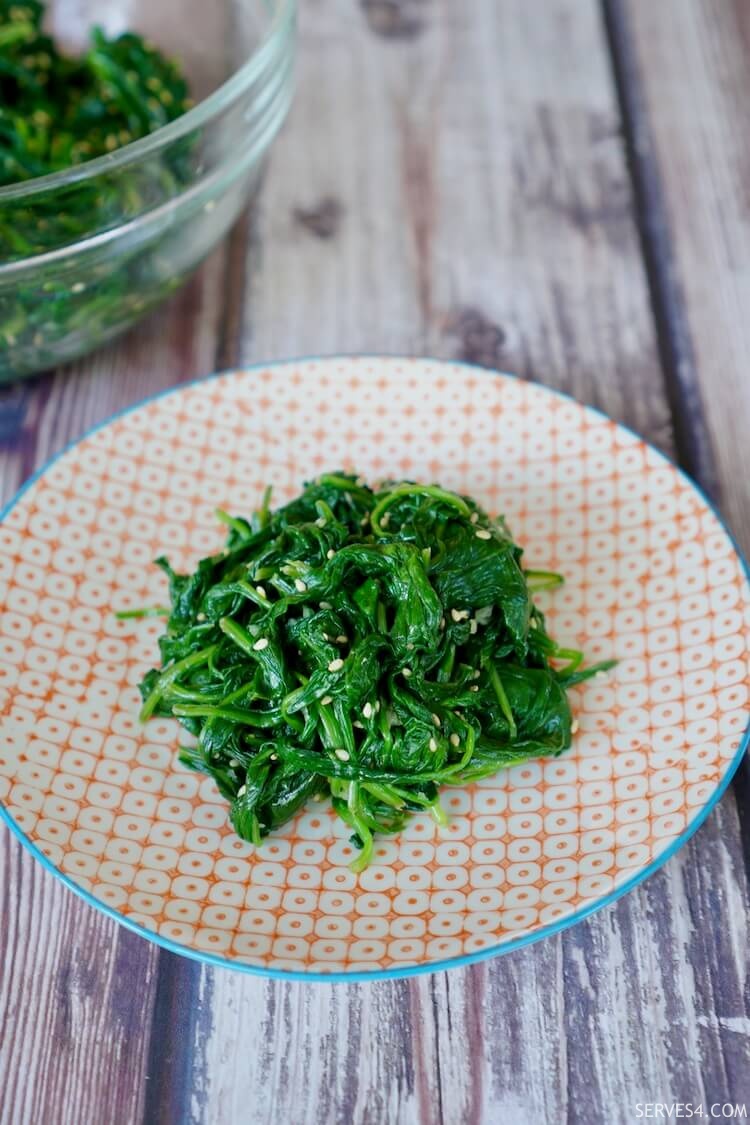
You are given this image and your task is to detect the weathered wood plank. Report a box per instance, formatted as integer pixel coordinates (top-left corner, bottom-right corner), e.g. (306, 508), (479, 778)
(180, 2), (748, 1123)
(617, 0), (750, 555)
(605, 0), (750, 1105)
(242, 0), (670, 431)
(0, 835), (158, 1125)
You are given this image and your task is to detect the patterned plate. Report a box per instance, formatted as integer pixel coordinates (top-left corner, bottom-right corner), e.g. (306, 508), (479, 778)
(1, 357), (748, 980)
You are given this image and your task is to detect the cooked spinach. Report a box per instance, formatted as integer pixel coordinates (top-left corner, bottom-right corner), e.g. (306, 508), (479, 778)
(126, 473), (613, 870)
(0, 0), (193, 373)
(0, 1), (190, 196)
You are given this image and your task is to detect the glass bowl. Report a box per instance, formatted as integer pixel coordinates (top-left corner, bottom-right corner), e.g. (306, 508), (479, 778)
(0, 0), (296, 380)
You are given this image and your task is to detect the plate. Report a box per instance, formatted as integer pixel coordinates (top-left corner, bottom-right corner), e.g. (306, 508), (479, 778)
(1, 357), (748, 980)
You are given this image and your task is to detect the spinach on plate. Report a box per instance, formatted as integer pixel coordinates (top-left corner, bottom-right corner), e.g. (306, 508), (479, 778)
(124, 473), (613, 870)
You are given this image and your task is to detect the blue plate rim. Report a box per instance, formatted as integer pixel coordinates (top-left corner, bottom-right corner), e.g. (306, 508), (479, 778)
(1, 353), (748, 983)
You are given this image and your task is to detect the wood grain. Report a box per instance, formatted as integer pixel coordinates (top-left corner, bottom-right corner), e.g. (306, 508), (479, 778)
(0, 831), (158, 1125)
(606, 0), (750, 1100)
(1, 0), (749, 1121)
(616, 0), (750, 557)
(241, 0), (670, 425)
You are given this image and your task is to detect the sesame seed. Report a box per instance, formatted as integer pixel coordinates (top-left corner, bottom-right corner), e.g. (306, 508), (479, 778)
(470, 512), (479, 524)
(270, 753), (278, 761)
(360, 515), (369, 526)
(469, 685), (480, 692)
(294, 578), (307, 593)
(204, 200), (216, 213)
(363, 702), (373, 719)
(323, 633), (331, 641)
(432, 713), (441, 727)
(336, 634), (348, 644)
(402, 667), (412, 678)
(429, 738), (438, 752)
(237, 785), (246, 797)
(320, 601), (332, 610)
(315, 516), (327, 528)
(450, 733), (460, 748)
(253, 637), (269, 651)
(228, 758), (238, 768)
(353, 720), (364, 730)
(326, 549), (336, 560)
(328, 658), (344, 672)
(381, 512), (390, 527)
(334, 748), (350, 762)
(475, 529), (492, 540)
(71, 281), (85, 294)
(321, 695), (333, 706)
(451, 608), (469, 622)
(406, 642), (415, 651)
(473, 669), (481, 680)
(196, 612), (206, 622)
(255, 585), (266, 598)
(375, 700), (381, 713)
(595, 670), (610, 680)
(571, 720), (579, 735)
(469, 619), (478, 635)
(440, 617), (446, 630)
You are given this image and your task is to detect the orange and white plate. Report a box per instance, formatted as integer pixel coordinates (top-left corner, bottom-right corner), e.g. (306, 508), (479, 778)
(1, 357), (748, 980)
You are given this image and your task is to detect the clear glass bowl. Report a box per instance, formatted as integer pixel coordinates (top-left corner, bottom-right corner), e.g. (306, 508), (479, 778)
(0, 0), (296, 380)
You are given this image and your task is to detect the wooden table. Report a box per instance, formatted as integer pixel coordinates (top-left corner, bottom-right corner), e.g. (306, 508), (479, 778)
(1, 2), (749, 1121)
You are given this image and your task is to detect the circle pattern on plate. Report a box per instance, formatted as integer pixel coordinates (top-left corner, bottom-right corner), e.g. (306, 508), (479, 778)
(0, 358), (748, 976)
